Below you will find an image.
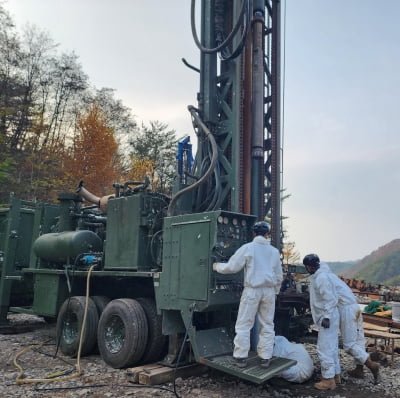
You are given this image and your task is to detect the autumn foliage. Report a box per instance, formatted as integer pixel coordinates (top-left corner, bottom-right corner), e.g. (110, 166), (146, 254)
(62, 105), (123, 196)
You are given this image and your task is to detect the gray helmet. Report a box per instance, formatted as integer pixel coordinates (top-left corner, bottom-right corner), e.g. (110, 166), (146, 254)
(303, 253), (320, 268)
(253, 221), (270, 235)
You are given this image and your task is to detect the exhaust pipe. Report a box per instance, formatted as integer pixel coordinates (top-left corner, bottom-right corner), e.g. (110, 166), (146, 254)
(76, 181), (114, 213)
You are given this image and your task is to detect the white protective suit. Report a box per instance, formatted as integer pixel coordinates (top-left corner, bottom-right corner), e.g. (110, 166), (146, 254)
(309, 266), (340, 379)
(273, 335), (314, 383)
(214, 235), (282, 359)
(319, 262), (368, 366)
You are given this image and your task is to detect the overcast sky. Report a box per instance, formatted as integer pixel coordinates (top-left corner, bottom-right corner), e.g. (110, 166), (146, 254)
(4, 0), (400, 262)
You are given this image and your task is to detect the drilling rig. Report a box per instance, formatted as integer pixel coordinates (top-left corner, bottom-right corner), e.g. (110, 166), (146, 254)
(0, 0), (310, 384)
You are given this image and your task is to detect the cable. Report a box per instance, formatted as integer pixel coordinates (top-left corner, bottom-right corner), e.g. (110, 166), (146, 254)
(13, 265), (95, 384)
(35, 383), (178, 395)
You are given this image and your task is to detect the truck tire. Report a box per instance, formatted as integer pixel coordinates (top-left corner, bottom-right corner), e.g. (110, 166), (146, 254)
(56, 296), (99, 357)
(97, 298), (148, 368)
(136, 297), (167, 364)
(91, 295), (111, 316)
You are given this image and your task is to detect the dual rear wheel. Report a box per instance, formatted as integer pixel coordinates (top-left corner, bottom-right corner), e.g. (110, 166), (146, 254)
(56, 296), (166, 368)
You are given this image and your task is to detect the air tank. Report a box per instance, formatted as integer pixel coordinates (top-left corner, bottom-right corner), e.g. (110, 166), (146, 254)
(33, 230), (103, 263)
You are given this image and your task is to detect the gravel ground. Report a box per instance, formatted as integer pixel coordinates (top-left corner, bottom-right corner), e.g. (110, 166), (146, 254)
(1, 314), (400, 398)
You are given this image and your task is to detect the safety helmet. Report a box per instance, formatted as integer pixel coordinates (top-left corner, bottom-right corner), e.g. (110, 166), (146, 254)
(302, 253), (320, 268)
(253, 221), (270, 235)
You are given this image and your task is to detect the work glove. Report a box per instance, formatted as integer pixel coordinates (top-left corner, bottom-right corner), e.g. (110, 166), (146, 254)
(321, 318), (330, 328)
(212, 262), (218, 271)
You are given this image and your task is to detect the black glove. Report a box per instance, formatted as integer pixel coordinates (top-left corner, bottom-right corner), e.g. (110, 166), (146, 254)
(321, 318), (330, 328)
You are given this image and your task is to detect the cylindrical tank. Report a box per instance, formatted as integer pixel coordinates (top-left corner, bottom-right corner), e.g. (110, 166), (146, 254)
(33, 230), (103, 263)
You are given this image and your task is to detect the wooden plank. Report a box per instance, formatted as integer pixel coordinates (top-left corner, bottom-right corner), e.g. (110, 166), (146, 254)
(363, 322), (390, 332)
(126, 364), (163, 383)
(362, 313), (394, 328)
(364, 330), (400, 339)
(138, 364), (208, 385)
(364, 329), (400, 366)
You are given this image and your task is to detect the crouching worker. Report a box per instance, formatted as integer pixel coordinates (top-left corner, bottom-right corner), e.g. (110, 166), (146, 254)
(273, 335), (314, 383)
(213, 221), (283, 369)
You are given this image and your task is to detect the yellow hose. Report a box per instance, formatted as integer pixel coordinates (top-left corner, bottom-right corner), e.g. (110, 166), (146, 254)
(14, 265), (95, 384)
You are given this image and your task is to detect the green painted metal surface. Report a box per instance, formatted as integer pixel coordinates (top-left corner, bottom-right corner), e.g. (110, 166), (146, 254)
(104, 193), (165, 271)
(33, 230), (103, 263)
(104, 195), (144, 270)
(29, 202), (62, 268)
(201, 353), (297, 384)
(170, 219), (210, 301)
(32, 273), (68, 317)
(156, 210), (255, 313)
(0, 198), (37, 323)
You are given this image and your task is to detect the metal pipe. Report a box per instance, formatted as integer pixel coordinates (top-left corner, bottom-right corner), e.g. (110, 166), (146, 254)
(243, 28), (253, 214)
(270, 0), (281, 249)
(250, 7), (265, 218)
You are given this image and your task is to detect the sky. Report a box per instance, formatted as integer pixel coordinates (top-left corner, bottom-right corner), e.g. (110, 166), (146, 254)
(4, 0), (400, 262)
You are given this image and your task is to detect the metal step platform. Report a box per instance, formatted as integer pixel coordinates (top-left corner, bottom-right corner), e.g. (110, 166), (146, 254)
(201, 352), (296, 384)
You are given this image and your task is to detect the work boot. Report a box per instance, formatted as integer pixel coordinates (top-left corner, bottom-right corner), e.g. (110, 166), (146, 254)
(230, 357), (248, 368)
(347, 364), (364, 379)
(365, 358), (379, 383)
(334, 374), (341, 384)
(314, 377), (336, 390)
(260, 358), (271, 368)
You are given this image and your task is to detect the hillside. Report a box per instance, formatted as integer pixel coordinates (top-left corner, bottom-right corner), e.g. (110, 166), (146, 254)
(340, 239), (400, 285)
(327, 261), (357, 275)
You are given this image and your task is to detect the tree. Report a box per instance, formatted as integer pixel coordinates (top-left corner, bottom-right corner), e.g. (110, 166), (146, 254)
(129, 121), (177, 195)
(281, 240), (301, 270)
(62, 105), (123, 196)
(125, 156), (155, 184)
(82, 87), (138, 171)
(9, 24), (58, 150)
(0, 11), (89, 202)
(42, 51), (88, 150)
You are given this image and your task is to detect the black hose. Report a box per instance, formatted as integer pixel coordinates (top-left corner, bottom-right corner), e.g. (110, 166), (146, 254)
(167, 107), (219, 217)
(190, 0), (247, 54)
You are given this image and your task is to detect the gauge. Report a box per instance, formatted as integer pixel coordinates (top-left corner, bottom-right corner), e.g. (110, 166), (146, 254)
(218, 216), (223, 223)
(223, 216), (229, 224)
(241, 219), (247, 226)
(232, 218), (238, 226)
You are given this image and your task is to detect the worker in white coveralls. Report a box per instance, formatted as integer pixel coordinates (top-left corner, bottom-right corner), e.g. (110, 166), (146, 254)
(213, 221), (283, 369)
(273, 335), (314, 383)
(302, 254), (341, 390)
(316, 256), (380, 383)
